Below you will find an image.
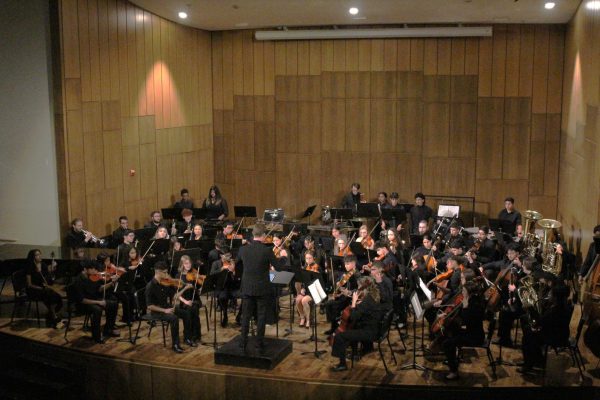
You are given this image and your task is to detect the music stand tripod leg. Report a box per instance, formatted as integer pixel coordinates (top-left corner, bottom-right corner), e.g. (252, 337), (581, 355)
(400, 305), (428, 371)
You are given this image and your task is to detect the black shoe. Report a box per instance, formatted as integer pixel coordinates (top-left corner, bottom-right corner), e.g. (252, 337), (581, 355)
(103, 329), (120, 338)
(331, 364), (348, 372)
(185, 339), (198, 347)
(221, 319), (229, 328)
(324, 328), (334, 335)
(172, 344), (184, 353)
(94, 337), (106, 344)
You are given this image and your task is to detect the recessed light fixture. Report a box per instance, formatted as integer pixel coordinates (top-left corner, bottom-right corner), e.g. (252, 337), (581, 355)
(178, 11), (188, 19)
(586, 1), (600, 10)
(544, 2), (555, 9)
(349, 7), (359, 15)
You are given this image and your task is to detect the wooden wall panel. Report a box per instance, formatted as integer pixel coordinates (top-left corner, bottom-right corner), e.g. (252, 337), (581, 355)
(56, 0), (213, 236)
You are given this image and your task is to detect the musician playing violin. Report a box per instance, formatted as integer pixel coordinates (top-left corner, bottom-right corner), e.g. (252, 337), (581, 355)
(336, 238), (352, 257)
(429, 255), (465, 307)
(176, 255), (202, 346)
(146, 261), (193, 353)
(210, 248), (241, 327)
(331, 225), (348, 255)
(272, 234), (290, 267)
(441, 280), (486, 380)
(97, 252), (134, 324)
(330, 276), (383, 372)
(301, 235), (323, 268)
(357, 225), (374, 250)
(324, 255), (360, 335)
(296, 252), (318, 329)
(73, 260), (120, 343)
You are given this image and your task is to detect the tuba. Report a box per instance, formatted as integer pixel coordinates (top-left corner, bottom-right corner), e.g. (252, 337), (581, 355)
(537, 218), (563, 276)
(517, 274), (544, 327)
(521, 210), (543, 257)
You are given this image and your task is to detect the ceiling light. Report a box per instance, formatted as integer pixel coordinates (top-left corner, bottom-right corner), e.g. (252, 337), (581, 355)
(586, 1), (600, 10)
(349, 7), (359, 15)
(178, 11), (188, 19)
(544, 2), (555, 9)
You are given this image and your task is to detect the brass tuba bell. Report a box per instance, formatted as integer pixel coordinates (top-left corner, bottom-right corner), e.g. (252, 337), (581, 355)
(537, 218), (563, 276)
(521, 210), (543, 257)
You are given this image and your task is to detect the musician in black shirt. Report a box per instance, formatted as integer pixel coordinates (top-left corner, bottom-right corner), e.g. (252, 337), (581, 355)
(371, 263), (393, 309)
(65, 218), (94, 249)
(72, 261), (119, 343)
(409, 193), (433, 234)
(173, 188), (194, 209)
(111, 216), (129, 245)
(579, 224), (600, 281)
(325, 255), (360, 335)
(498, 197), (522, 232)
(210, 249), (241, 327)
(340, 183), (362, 211)
(202, 185), (229, 220)
(25, 249), (62, 328)
(144, 211), (165, 230)
(145, 261), (193, 353)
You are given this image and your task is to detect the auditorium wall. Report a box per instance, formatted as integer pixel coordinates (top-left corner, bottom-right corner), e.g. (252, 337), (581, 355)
(55, 0), (213, 236)
(211, 26), (565, 224)
(559, 3), (600, 257)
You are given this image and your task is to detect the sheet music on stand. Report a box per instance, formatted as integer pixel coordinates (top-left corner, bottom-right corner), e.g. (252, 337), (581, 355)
(418, 277), (432, 301)
(308, 279), (327, 305)
(410, 292), (425, 320)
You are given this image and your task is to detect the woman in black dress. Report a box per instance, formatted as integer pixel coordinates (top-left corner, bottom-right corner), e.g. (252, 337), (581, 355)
(202, 185), (228, 220)
(25, 249), (63, 328)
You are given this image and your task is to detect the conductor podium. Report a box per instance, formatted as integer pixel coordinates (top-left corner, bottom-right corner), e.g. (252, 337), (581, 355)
(214, 335), (292, 370)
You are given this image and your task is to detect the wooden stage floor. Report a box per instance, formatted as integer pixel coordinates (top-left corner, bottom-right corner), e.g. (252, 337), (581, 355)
(0, 281), (598, 400)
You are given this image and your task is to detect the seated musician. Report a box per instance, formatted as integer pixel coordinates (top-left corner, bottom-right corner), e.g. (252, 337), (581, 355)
(144, 210), (165, 230)
(437, 240), (465, 270)
(121, 246), (144, 285)
(370, 262), (393, 309)
(395, 255), (431, 327)
(73, 260), (120, 343)
(176, 255), (203, 346)
(409, 193), (433, 235)
(498, 196), (522, 234)
(475, 226), (498, 263)
(208, 238), (226, 267)
(190, 224), (204, 242)
(25, 249), (62, 328)
(174, 208), (195, 237)
(579, 224), (600, 284)
(336, 238), (352, 257)
(357, 225), (374, 250)
(517, 284), (572, 374)
(210, 248), (241, 327)
(441, 280), (486, 380)
(415, 233), (442, 259)
(173, 188), (194, 209)
(111, 216), (129, 246)
(444, 222), (466, 250)
(364, 241), (398, 280)
(340, 182), (363, 211)
(417, 220), (430, 236)
(300, 235), (323, 268)
(117, 229), (135, 255)
(296, 252), (318, 329)
(97, 253), (133, 324)
(429, 255), (464, 307)
(331, 225), (347, 254)
(330, 276), (383, 372)
(146, 261), (193, 353)
(325, 255), (360, 335)
(384, 229), (402, 259)
(153, 226), (170, 240)
(481, 242), (521, 281)
(202, 185), (229, 221)
(272, 233), (291, 268)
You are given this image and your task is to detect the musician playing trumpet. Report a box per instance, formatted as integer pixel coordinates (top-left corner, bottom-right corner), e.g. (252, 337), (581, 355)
(65, 218), (103, 249)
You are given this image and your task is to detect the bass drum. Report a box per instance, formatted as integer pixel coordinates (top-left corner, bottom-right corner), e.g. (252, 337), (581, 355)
(321, 206), (331, 224)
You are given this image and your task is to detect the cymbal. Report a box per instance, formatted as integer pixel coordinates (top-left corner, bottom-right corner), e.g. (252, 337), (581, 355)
(523, 210), (543, 220)
(537, 219), (562, 229)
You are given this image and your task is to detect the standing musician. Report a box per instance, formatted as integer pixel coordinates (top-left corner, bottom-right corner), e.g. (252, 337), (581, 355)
(296, 252), (318, 329)
(579, 224), (600, 284)
(330, 276), (383, 372)
(517, 284), (572, 374)
(203, 185), (229, 221)
(324, 255), (360, 335)
(73, 260), (120, 343)
(111, 216), (129, 245)
(236, 224), (289, 350)
(25, 249), (62, 328)
(210, 248), (242, 327)
(441, 280), (486, 380)
(176, 255), (203, 346)
(381, 192), (407, 232)
(498, 196), (522, 233)
(144, 210), (165, 231)
(145, 261), (193, 353)
(65, 218), (102, 249)
(340, 183), (363, 211)
(409, 193), (433, 235)
(173, 188), (194, 209)
(173, 208), (195, 237)
(395, 255), (430, 327)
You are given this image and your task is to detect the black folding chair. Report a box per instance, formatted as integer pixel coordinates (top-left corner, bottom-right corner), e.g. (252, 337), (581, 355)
(10, 270), (42, 327)
(132, 288), (169, 347)
(63, 284), (91, 342)
(543, 305), (585, 382)
(351, 308), (398, 375)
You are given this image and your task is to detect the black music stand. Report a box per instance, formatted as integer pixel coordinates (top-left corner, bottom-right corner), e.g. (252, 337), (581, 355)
(271, 270), (295, 338)
(234, 206), (257, 218)
(400, 292), (428, 371)
(329, 208), (353, 222)
(161, 208), (181, 221)
(299, 271), (327, 358)
(192, 208), (208, 220)
(381, 208), (407, 229)
(200, 269), (229, 349)
(134, 227), (156, 241)
(301, 205), (317, 225)
(357, 203), (380, 219)
(349, 242), (377, 260)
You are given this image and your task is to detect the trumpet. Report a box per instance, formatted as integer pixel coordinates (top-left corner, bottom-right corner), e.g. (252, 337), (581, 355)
(82, 229), (105, 245)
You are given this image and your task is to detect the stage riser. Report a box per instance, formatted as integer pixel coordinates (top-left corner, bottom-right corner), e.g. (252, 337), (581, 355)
(0, 333), (597, 400)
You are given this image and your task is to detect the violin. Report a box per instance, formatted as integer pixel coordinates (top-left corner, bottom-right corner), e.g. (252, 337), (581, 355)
(89, 272), (111, 283)
(334, 271), (354, 297)
(106, 263), (126, 277)
(159, 277), (182, 288)
(359, 236), (374, 249)
(305, 262), (319, 273)
(226, 233), (243, 240)
(337, 247), (352, 257)
(185, 268), (206, 286)
(424, 236), (443, 273)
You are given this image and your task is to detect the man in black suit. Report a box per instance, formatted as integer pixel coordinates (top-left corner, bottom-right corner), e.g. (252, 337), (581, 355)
(237, 224), (288, 350)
